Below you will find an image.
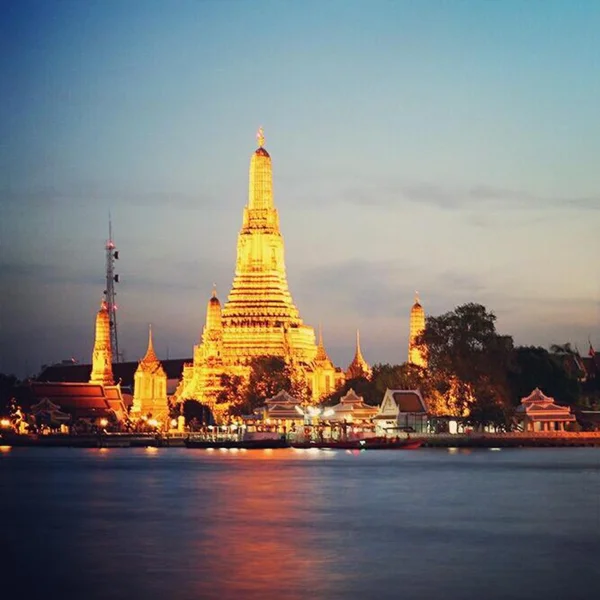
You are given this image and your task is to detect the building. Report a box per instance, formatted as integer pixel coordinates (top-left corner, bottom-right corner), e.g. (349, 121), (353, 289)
(373, 388), (429, 435)
(408, 293), (426, 367)
(176, 129), (349, 417)
(329, 388), (378, 423)
(345, 330), (372, 380)
(90, 299), (114, 385)
(23, 298), (128, 429)
(515, 387), (576, 432)
(27, 382), (128, 426)
(131, 326), (169, 424)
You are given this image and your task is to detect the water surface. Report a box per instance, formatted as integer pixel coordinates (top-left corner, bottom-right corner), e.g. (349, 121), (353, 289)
(1, 447), (599, 600)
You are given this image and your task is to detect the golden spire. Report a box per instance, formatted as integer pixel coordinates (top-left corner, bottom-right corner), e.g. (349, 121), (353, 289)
(257, 126), (265, 148)
(346, 328), (371, 380)
(409, 292), (427, 367)
(315, 323), (331, 363)
(212, 283), (217, 298)
(90, 298), (114, 385)
(141, 324), (159, 365)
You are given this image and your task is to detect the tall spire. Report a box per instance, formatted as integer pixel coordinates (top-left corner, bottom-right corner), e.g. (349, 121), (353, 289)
(408, 293), (427, 367)
(141, 324), (159, 365)
(346, 328), (371, 379)
(90, 299), (114, 385)
(247, 126), (273, 211)
(315, 323), (331, 363)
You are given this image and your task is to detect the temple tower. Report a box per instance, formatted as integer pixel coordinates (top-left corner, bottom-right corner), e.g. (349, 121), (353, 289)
(89, 299), (114, 385)
(132, 326), (168, 423)
(311, 325), (344, 399)
(176, 129), (343, 414)
(201, 285), (224, 360)
(408, 292), (427, 367)
(220, 128), (317, 362)
(346, 329), (372, 380)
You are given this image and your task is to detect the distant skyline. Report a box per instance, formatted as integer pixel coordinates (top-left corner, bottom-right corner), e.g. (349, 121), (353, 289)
(1, 0), (599, 378)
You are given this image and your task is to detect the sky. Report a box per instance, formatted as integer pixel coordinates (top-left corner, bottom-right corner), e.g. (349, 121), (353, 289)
(1, 0), (599, 378)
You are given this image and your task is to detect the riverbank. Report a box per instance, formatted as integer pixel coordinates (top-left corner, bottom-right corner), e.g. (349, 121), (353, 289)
(421, 432), (600, 448)
(2, 431), (600, 449)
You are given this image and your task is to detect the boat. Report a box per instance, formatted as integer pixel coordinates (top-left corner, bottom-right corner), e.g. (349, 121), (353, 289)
(184, 437), (289, 450)
(290, 437), (423, 450)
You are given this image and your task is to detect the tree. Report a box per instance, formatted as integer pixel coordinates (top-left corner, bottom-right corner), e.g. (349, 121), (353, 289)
(0, 373), (19, 416)
(417, 303), (514, 424)
(508, 346), (580, 407)
(218, 373), (249, 416)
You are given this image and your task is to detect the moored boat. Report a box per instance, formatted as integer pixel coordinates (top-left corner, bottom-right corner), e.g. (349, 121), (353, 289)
(184, 437), (288, 450)
(290, 437), (423, 450)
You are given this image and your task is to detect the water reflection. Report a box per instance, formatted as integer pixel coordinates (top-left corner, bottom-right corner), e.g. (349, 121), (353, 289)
(1, 448), (598, 600)
(191, 452), (336, 598)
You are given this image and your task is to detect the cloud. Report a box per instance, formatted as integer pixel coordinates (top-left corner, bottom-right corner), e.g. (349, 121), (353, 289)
(336, 179), (600, 213)
(0, 184), (220, 211)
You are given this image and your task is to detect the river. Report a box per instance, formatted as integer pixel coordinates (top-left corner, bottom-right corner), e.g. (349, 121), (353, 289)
(1, 446), (598, 600)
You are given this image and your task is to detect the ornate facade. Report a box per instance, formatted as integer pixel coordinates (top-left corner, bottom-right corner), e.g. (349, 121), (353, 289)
(408, 293), (427, 367)
(132, 326), (169, 423)
(176, 129), (346, 416)
(89, 300), (114, 385)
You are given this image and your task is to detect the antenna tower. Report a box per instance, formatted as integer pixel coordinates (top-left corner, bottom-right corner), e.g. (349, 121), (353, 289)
(104, 215), (121, 362)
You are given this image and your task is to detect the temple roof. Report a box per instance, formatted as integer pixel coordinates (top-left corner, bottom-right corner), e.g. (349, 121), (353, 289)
(25, 382), (127, 421)
(264, 389), (301, 406)
(346, 329), (371, 379)
(137, 326), (166, 376)
(516, 387), (574, 419)
(314, 325), (334, 366)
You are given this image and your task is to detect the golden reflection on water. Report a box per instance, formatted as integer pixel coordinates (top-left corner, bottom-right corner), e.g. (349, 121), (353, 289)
(189, 449), (339, 598)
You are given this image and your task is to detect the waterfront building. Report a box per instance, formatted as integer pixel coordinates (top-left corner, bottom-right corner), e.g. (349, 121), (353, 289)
(27, 382), (128, 426)
(23, 298), (128, 429)
(131, 326), (169, 425)
(328, 388), (378, 422)
(345, 330), (372, 380)
(176, 129), (348, 418)
(515, 387), (576, 432)
(408, 293), (427, 367)
(263, 389), (304, 423)
(373, 388), (429, 435)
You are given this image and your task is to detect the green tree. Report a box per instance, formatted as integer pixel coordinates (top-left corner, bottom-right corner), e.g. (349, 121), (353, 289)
(508, 346), (580, 407)
(417, 303), (514, 425)
(218, 373), (249, 416)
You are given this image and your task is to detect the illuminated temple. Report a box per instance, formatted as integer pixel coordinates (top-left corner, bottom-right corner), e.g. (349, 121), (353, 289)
(176, 129), (347, 415)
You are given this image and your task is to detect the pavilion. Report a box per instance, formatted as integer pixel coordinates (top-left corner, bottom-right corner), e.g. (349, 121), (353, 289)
(515, 388), (576, 432)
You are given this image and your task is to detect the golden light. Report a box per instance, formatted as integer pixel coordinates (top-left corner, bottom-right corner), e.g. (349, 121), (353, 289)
(0, 445), (11, 452)
(99, 418), (108, 428)
(0, 419), (11, 429)
(170, 419), (177, 428)
(174, 129), (352, 412)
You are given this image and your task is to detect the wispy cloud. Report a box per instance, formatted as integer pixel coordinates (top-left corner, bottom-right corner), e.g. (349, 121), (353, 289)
(1, 184), (220, 210)
(343, 180), (600, 212)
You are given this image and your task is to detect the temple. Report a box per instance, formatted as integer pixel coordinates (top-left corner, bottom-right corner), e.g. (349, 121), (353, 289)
(131, 326), (169, 423)
(408, 293), (427, 367)
(176, 129), (349, 416)
(89, 300), (114, 385)
(346, 330), (372, 380)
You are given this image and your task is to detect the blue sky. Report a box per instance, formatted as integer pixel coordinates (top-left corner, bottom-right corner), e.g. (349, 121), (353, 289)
(1, 0), (599, 377)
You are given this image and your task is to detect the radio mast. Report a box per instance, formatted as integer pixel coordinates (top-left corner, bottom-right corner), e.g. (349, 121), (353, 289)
(104, 214), (121, 362)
